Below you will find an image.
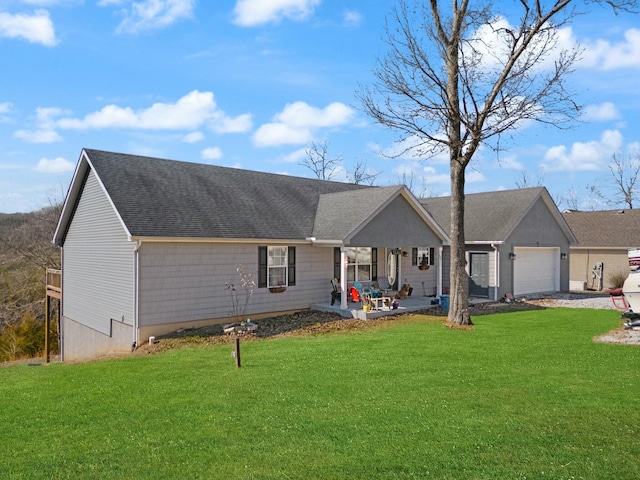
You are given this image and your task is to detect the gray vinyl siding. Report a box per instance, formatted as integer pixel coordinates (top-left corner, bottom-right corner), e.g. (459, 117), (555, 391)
(63, 170), (135, 335)
(138, 242), (335, 326)
(350, 196), (442, 247)
(506, 198), (571, 292)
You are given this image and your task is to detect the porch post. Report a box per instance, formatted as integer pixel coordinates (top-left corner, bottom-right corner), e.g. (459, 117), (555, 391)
(340, 247), (348, 310)
(437, 246), (443, 297)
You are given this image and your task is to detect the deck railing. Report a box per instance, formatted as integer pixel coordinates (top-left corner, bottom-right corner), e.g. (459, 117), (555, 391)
(46, 269), (61, 299)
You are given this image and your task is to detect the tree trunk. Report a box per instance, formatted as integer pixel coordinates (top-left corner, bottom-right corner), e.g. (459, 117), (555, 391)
(448, 162), (472, 325)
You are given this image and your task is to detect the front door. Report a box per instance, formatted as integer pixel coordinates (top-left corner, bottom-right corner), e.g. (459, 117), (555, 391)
(387, 250), (399, 290)
(469, 252), (490, 297)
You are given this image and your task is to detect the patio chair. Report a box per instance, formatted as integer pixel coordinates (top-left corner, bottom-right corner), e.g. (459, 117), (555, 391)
(349, 285), (362, 303)
(376, 277), (398, 297)
(330, 278), (341, 305)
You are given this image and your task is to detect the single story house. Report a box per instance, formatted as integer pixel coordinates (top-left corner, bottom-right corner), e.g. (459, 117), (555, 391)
(53, 149), (448, 360)
(562, 209), (640, 290)
(421, 187), (576, 300)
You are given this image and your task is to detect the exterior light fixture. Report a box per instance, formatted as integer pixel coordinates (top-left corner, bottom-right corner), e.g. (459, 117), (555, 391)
(509, 252), (516, 260)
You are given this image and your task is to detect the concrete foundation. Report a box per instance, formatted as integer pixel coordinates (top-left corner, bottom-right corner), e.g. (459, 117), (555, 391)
(62, 316), (133, 361)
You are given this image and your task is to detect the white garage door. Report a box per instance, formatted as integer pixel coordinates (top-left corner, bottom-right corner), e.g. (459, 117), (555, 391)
(513, 247), (560, 295)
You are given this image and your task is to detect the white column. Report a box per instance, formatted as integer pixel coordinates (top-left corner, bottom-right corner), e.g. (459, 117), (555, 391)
(340, 248), (348, 310)
(437, 246), (443, 297)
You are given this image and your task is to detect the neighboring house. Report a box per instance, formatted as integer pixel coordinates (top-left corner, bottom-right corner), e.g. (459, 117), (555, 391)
(53, 149), (448, 360)
(421, 187), (576, 300)
(562, 209), (640, 290)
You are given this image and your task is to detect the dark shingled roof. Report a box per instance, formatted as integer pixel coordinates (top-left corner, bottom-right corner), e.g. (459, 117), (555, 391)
(562, 209), (640, 248)
(63, 149), (376, 241)
(421, 187), (570, 242)
(85, 149), (378, 239)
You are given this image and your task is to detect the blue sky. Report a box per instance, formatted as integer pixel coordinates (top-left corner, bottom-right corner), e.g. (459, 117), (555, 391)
(0, 0), (639, 213)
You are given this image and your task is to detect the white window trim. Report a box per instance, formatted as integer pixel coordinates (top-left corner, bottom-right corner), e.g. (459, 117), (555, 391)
(267, 246), (288, 288)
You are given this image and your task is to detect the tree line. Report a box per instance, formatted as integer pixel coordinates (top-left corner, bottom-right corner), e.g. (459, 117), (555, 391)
(0, 205), (61, 362)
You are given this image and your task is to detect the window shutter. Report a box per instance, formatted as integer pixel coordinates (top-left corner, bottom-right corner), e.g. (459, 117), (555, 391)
(258, 246), (267, 288)
(288, 246), (296, 286)
(333, 247), (341, 280)
(372, 248), (378, 280)
(412, 248), (418, 266)
(429, 247), (435, 266)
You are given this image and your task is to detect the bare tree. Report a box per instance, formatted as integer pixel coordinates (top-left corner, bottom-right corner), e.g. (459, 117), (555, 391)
(357, 0), (636, 325)
(515, 170), (545, 189)
(589, 152), (640, 209)
(300, 140), (343, 181)
(348, 159), (380, 185)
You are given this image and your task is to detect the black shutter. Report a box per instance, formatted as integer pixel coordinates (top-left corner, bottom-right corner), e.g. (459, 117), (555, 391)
(258, 246), (267, 288)
(412, 248), (418, 266)
(288, 246), (296, 286)
(333, 247), (341, 280)
(372, 248), (378, 280)
(429, 247), (435, 266)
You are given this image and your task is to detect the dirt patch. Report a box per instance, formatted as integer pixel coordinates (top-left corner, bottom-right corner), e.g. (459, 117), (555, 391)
(132, 301), (550, 357)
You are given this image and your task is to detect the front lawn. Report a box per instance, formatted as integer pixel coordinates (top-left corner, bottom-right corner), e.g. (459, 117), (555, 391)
(1, 308), (638, 479)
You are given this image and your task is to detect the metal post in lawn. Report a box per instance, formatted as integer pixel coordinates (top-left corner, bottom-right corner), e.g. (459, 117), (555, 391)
(234, 337), (241, 368)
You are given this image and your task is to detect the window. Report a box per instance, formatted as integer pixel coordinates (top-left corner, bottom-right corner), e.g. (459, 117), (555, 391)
(258, 246), (296, 288)
(347, 247), (372, 282)
(268, 246), (287, 287)
(412, 247), (435, 267)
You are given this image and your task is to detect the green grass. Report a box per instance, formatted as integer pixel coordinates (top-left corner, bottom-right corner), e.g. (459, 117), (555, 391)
(2, 308), (639, 479)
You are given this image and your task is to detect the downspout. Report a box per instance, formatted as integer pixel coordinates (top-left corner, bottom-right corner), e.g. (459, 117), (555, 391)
(340, 247), (348, 310)
(60, 248), (65, 362)
(437, 246), (443, 297)
(492, 243), (499, 301)
(132, 240), (141, 351)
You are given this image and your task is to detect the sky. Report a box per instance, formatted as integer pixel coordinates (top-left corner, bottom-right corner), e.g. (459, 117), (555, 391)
(0, 0), (639, 213)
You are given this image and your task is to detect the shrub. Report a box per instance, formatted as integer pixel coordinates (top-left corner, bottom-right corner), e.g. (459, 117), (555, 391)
(608, 269), (629, 289)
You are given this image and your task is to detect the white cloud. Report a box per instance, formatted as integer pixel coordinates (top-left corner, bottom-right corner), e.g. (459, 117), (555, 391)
(281, 148), (307, 164)
(14, 129), (63, 143)
(213, 113), (253, 134)
(233, 0), (320, 27)
(465, 17), (575, 74)
(55, 90), (252, 133)
(253, 101), (354, 147)
(343, 10), (362, 27)
(34, 156), (74, 173)
(0, 9), (58, 46)
(581, 28), (640, 70)
(421, 166), (450, 185)
(108, 0), (195, 34)
(182, 131), (204, 143)
(542, 129), (624, 172)
(466, 171), (487, 183)
(496, 154), (524, 170)
(0, 102), (11, 114)
(581, 102), (620, 122)
(201, 147), (222, 160)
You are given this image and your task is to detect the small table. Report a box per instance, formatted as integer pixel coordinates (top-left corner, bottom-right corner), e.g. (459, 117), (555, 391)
(370, 296), (391, 311)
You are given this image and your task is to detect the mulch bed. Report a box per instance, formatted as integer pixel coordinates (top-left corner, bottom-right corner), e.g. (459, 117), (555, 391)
(132, 300), (545, 356)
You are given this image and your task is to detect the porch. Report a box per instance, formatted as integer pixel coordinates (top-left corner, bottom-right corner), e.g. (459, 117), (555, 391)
(311, 294), (493, 320)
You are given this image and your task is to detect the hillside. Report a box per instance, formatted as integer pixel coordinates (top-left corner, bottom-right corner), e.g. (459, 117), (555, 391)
(0, 206), (61, 361)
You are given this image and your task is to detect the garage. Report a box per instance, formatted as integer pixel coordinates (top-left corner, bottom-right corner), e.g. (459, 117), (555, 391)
(513, 247), (560, 295)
